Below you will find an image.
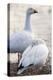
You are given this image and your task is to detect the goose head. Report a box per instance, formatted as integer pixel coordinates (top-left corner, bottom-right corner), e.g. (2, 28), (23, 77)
(27, 8), (38, 15)
(24, 8), (38, 32)
(32, 39), (45, 47)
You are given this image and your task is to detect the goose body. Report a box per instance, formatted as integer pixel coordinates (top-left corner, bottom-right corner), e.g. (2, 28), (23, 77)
(10, 31), (32, 53)
(17, 39), (49, 74)
(8, 8), (38, 53)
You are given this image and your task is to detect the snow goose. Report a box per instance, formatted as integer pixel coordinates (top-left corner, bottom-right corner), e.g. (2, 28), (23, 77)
(17, 39), (49, 74)
(8, 8), (38, 53)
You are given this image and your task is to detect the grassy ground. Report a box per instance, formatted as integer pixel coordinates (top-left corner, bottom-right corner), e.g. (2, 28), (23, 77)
(7, 62), (51, 76)
(7, 53), (51, 76)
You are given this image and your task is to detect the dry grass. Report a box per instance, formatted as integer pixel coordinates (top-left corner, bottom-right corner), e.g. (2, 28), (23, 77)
(8, 53), (51, 76)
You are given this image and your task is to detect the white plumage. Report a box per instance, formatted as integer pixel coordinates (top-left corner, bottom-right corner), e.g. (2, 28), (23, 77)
(8, 8), (38, 53)
(17, 39), (49, 74)
(10, 31), (32, 53)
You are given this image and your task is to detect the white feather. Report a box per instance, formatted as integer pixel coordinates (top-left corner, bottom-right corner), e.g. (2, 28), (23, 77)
(17, 40), (49, 74)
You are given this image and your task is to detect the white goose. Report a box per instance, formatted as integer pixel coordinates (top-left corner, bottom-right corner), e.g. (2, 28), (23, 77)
(8, 8), (38, 53)
(17, 39), (49, 74)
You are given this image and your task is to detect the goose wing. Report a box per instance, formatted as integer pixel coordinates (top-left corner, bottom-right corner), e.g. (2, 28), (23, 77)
(33, 44), (49, 65)
(18, 45), (32, 67)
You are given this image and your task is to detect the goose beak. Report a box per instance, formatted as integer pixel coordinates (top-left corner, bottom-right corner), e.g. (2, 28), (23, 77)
(34, 10), (38, 13)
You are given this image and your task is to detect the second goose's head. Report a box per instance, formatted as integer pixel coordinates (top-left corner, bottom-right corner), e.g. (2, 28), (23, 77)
(27, 8), (38, 15)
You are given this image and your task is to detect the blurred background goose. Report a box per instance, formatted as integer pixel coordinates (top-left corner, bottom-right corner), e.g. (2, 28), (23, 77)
(8, 8), (38, 53)
(17, 39), (49, 74)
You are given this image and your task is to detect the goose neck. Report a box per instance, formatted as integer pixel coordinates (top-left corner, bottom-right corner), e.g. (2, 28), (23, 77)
(24, 13), (32, 32)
